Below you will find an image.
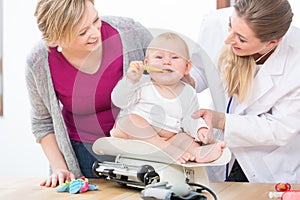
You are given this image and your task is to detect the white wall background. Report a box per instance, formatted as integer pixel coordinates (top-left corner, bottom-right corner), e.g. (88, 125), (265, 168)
(0, 0), (2, 57)
(1, 0), (3, 114)
(287, 0), (300, 26)
(0, 0), (299, 178)
(0, 0), (216, 178)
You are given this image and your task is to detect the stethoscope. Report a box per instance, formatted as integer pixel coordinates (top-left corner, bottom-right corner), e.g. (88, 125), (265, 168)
(225, 96), (233, 181)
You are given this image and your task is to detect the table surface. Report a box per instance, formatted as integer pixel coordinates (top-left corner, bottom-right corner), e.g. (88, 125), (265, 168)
(1, 176), (299, 200)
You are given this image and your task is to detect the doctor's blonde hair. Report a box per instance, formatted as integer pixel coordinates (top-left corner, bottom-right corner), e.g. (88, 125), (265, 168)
(218, 0), (293, 101)
(34, 0), (95, 47)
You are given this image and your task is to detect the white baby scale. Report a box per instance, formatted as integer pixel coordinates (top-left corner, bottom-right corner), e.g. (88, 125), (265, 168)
(92, 137), (231, 190)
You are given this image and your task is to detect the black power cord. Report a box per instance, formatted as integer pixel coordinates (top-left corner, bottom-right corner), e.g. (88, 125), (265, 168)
(188, 182), (218, 200)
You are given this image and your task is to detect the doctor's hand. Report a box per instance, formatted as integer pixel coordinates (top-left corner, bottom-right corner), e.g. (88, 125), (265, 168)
(182, 73), (195, 88)
(40, 169), (76, 188)
(197, 127), (214, 144)
(192, 109), (226, 131)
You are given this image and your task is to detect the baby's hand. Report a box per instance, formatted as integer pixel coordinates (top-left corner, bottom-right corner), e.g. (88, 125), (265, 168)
(197, 127), (214, 144)
(127, 61), (144, 83)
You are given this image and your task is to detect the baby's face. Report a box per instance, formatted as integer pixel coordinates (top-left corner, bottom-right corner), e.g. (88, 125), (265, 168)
(145, 49), (190, 86)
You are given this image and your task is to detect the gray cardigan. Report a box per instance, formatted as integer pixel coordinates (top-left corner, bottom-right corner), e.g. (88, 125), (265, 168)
(25, 16), (153, 177)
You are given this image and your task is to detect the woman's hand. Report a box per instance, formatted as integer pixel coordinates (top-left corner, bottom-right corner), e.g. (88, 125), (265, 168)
(40, 169), (76, 188)
(182, 73), (195, 88)
(39, 134), (76, 188)
(192, 109), (226, 131)
(127, 61), (144, 84)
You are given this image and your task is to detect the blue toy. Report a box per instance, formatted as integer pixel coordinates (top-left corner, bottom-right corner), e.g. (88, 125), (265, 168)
(55, 176), (99, 194)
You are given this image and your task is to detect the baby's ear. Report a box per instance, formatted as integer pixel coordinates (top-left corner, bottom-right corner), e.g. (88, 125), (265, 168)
(184, 60), (193, 75)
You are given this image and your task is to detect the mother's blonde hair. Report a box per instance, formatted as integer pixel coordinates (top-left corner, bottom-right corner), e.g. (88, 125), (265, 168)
(34, 0), (94, 47)
(218, 0), (293, 101)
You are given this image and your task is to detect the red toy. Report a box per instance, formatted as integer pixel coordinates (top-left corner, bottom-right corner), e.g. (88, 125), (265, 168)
(275, 183), (291, 192)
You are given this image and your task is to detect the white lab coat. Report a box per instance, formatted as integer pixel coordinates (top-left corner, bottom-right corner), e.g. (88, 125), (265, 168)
(195, 7), (300, 183)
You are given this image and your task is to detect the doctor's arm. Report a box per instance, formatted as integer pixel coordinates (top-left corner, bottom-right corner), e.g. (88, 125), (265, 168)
(194, 88), (300, 148)
(192, 109), (226, 131)
(224, 92), (300, 148)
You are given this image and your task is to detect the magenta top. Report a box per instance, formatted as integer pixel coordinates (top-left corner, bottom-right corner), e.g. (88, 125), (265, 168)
(48, 21), (123, 143)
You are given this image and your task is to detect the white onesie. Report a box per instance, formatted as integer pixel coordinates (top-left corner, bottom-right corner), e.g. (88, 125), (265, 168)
(111, 75), (208, 139)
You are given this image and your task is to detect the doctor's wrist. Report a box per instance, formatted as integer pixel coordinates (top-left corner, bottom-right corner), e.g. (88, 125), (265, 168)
(212, 111), (226, 130)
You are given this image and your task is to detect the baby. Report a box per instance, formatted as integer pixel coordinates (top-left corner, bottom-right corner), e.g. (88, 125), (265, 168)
(111, 32), (226, 164)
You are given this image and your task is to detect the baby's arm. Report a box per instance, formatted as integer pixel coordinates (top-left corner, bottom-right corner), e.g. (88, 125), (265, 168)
(126, 61), (144, 84)
(181, 85), (214, 144)
(111, 61), (144, 109)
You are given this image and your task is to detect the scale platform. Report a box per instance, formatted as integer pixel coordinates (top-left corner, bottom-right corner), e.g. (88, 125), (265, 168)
(92, 137), (231, 187)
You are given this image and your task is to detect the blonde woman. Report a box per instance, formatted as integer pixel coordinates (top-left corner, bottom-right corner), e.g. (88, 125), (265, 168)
(26, 0), (152, 187)
(193, 0), (300, 183)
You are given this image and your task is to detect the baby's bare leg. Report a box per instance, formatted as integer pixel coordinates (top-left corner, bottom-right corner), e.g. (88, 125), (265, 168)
(166, 132), (200, 155)
(114, 114), (193, 164)
(114, 114), (162, 140)
(110, 126), (129, 139)
(192, 141), (226, 163)
(167, 132), (226, 163)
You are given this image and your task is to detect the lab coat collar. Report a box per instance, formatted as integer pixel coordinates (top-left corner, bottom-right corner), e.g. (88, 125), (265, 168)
(234, 37), (288, 114)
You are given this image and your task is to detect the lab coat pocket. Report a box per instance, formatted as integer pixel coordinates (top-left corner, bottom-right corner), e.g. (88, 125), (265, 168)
(264, 143), (299, 182)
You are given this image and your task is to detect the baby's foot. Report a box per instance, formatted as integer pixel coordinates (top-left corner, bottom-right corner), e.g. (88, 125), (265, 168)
(176, 151), (195, 164)
(193, 141), (226, 163)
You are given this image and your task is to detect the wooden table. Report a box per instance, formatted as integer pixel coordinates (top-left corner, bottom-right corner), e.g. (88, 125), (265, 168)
(1, 176), (299, 199)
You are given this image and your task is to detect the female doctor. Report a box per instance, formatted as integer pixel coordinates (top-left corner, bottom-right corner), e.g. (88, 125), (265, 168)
(192, 0), (300, 183)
